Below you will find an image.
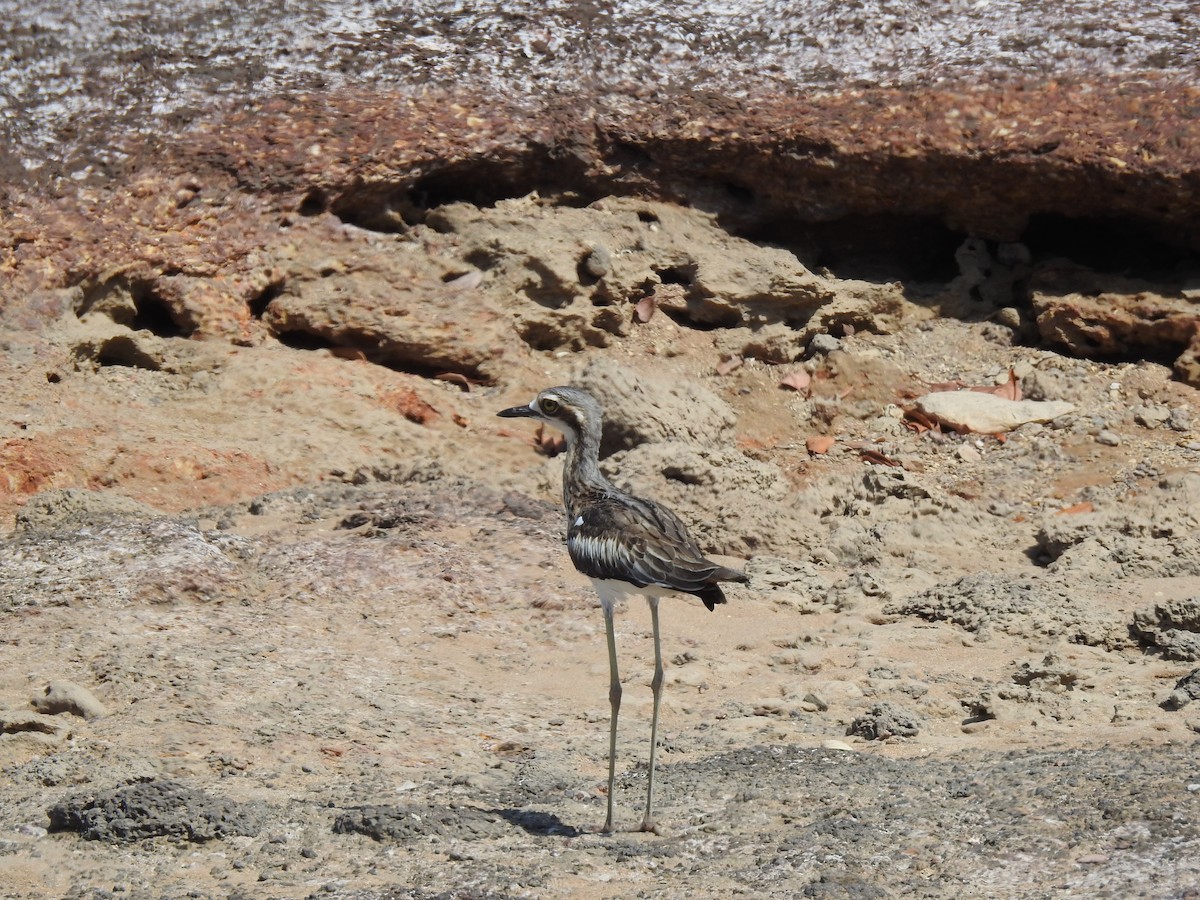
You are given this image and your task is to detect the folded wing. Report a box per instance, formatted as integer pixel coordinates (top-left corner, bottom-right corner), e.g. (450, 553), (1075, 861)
(567, 494), (747, 609)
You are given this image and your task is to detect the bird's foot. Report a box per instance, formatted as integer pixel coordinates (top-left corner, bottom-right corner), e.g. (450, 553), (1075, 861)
(638, 817), (664, 836)
(584, 819), (616, 835)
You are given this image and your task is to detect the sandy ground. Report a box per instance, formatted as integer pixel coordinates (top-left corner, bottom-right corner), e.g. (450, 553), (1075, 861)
(1, 262), (1199, 897)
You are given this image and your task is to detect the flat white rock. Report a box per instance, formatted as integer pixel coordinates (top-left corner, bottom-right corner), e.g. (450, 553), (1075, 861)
(915, 392), (1075, 434)
(821, 739), (856, 752)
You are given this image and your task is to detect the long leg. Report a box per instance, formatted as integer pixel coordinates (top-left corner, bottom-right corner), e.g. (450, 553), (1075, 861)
(601, 594), (621, 833)
(641, 596), (664, 834)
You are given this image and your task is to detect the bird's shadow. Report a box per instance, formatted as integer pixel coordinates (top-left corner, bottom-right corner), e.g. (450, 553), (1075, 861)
(494, 807), (584, 838)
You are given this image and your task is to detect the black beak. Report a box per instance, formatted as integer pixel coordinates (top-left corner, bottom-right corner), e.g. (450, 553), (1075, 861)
(497, 404), (535, 418)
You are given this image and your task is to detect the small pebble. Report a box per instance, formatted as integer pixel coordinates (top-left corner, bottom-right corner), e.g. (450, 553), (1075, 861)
(804, 692), (829, 712)
(807, 333), (842, 356)
(1168, 407), (1193, 432)
(1077, 853), (1109, 865)
(957, 444), (982, 463)
(1133, 405), (1170, 429)
(994, 307), (1021, 329)
(583, 245), (611, 279)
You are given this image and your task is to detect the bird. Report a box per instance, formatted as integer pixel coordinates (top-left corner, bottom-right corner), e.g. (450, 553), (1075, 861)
(497, 386), (748, 834)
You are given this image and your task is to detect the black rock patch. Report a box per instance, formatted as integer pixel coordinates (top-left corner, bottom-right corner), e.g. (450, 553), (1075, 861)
(48, 778), (267, 843)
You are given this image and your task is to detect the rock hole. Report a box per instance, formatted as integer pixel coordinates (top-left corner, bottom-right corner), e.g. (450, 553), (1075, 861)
(663, 465), (704, 485)
(654, 263), (697, 286)
(330, 185), (416, 232)
(1021, 213), (1196, 278)
(248, 279), (285, 319)
(744, 214), (964, 283)
(130, 286), (188, 338)
(275, 329), (339, 353)
(329, 154), (597, 234)
(724, 181), (756, 207)
(94, 335), (162, 371)
(273, 326), (490, 383)
(79, 278), (190, 338)
(297, 188), (327, 217)
(658, 306), (738, 331)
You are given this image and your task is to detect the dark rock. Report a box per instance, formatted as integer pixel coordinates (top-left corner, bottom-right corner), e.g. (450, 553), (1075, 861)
(1162, 669), (1200, 711)
(47, 779), (268, 843)
(333, 804), (508, 843)
(1132, 598), (1200, 662)
(847, 702), (921, 740)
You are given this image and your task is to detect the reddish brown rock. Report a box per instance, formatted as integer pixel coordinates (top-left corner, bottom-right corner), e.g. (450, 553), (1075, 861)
(3, 79), (1200, 383)
(1032, 263), (1200, 387)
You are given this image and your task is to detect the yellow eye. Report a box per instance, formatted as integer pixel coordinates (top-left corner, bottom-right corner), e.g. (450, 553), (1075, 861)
(540, 397), (560, 415)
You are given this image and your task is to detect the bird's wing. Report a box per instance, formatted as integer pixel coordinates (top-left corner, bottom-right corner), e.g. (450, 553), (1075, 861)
(566, 494), (732, 595)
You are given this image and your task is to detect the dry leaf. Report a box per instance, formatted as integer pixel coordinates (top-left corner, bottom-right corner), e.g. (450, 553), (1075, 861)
(716, 356), (743, 376)
(903, 408), (942, 434)
(806, 435), (836, 455)
(435, 372), (476, 391)
(329, 347), (369, 362)
(926, 369), (1023, 401)
(779, 369), (812, 394)
(635, 295), (657, 323)
(1055, 501), (1095, 516)
(925, 379), (966, 393)
(384, 389), (439, 425)
(534, 424), (566, 457)
(968, 368), (1022, 401)
(860, 449), (901, 467)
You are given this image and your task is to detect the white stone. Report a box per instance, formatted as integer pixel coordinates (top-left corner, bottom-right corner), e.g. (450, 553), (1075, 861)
(915, 392), (1075, 434)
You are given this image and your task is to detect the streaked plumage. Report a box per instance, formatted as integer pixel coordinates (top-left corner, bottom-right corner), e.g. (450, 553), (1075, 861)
(567, 495), (739, 610)
(498, 385), (747, 833)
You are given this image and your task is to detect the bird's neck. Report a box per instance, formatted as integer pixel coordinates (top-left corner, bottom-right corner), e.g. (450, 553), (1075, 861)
(561, 425), (613, 516)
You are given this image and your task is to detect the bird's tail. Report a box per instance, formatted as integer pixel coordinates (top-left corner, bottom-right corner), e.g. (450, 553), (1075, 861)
(698, 566), (750, 611)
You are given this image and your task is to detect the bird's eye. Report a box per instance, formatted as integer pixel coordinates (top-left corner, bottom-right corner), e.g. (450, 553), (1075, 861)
(540, 397), (560, 415)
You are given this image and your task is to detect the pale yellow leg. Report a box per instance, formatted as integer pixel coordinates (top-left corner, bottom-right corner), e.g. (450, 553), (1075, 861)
(601, 595), (621, 833)
(641, 596), (664, 834)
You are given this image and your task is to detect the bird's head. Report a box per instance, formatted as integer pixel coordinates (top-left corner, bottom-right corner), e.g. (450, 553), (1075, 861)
(496, 386), (602, 447)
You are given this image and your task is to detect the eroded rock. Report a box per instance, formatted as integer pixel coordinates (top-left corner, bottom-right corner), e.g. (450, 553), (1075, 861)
(1132, 598), (1200, 662)
(31, 681), (108, 721)
(48, 779), (268, 843)
(1032, 265), (1200, 388)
